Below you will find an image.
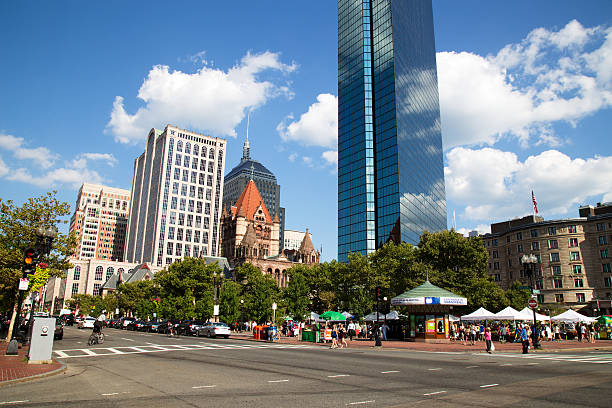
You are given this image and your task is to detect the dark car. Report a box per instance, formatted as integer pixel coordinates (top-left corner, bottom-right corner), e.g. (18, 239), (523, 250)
(119, 317), (136, 329)
(158, 319), (180, 334)
(126, 320), (146, 331)
(52, 316), (64, 340)
(178, 320), (205, 336)
(147, 321), (165, 333)
(61, 314), (75, 326)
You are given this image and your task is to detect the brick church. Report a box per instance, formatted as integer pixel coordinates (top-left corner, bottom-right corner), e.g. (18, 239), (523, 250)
(220, 179), (319, 287)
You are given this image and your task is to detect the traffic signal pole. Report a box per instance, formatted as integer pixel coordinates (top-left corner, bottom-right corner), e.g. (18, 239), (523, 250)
(5, 249), (37, 351)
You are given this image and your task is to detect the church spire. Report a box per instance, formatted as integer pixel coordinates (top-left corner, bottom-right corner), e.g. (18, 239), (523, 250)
(242, 112), (251, 162)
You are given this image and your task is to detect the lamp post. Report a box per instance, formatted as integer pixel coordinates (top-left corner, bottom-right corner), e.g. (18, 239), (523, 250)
(240, 299), (244, 331)
(213, 272), (219, 322)
(521, 253), (541, 349)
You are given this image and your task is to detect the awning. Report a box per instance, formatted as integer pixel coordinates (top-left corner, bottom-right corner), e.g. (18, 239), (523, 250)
(551, 309), (596, 323)
(460, 307), (496, 321)
(391, 280), (467, 306)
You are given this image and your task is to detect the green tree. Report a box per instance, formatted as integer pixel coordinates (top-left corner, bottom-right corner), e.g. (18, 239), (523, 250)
(219, 280), (241, 324)
(283, 265), (310, 320)
(506, 281), (532, 310)
(303, 262), (335, 313)
(117, 280), (154, 318)
(236, 263), (280, 323)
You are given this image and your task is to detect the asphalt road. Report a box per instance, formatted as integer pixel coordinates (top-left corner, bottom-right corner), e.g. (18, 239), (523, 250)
(2, 326), (611, 407)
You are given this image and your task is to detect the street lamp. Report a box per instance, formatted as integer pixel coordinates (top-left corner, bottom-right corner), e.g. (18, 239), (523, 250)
(240, 299), (244, 331)
(213, 272), (219, 322)
(521, 253), (541, 349)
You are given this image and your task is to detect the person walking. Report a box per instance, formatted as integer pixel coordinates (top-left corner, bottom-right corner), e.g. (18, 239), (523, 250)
(520, 324), (529, 354)
(347, 320), (355, 341)
(339, 324), (348, 349)
(330, 325), (338, 349)
(484, 327), (493, 354)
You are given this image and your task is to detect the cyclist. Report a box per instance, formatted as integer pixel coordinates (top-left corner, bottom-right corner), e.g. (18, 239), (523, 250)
(93, 310), (106, 338)
(167, 320), (175, 337)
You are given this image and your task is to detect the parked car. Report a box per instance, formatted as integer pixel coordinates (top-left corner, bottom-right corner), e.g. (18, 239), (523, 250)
(197, 322), (231, 338)
(179, 320), (206, 336)
(54, 318), (64, 340)
(145, 321), (165, 333)
(126, 320), (146, 331)
(61, 314), (75, 326)
(120, 317), (135, 329)
(78, 317), (96, 329)
(106, 319), (120, 329)
(158, 319), (180, 334)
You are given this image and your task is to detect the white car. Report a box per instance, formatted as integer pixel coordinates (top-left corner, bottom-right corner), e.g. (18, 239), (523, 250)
(197, 322), (231, 338)
(78, 317), (96, 329)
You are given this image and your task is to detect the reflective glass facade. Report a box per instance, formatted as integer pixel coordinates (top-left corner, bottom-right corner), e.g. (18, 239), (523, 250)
(338, 0), (446, 262)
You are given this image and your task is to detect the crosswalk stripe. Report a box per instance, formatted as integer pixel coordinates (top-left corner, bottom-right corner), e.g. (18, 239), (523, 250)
(483, 353), (612, 365)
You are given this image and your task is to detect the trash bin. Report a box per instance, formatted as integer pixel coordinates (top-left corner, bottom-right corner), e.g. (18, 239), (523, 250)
(253, 325), (262, 340)
(262, 325), (269, 341)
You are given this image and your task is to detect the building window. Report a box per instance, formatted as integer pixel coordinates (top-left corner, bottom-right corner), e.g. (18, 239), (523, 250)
(550, 253), (560, 262)
(596, 222), (606, 231)
(599, 235), (608, 245)
(537, 294), (545, 303)
(572, 265), (582, 274)
(569, 238), (579, 247)
(494, 274), (501, 282)
(574, 278), (584, 288)
(548, 226), (557, 235)
(95, 266), (103, 281)
(552, 265), (562, 275)
(493, 262), (500, 270)
(71, 283), (79, 296)
(492, 239), (498, 247)
(517, 243), (523, 253)
(94, 283), (101, 295)
(73, 266), (81, 281)
(604, 263), (612, 273)
(535, 280), (543, 289)
(567, 225), (577, 233)
(570, 251), (580, 261)
(531, 241), (540, 251)
(602, 249), (609, 259)
(604, 277), (612, 288)
(492, 250), (498, 259)
(516, 232), (522, 240)
(106, 267), (114, 282)
(555, 294), (564, 303)
(576, 293), (585, 303)
(548, 239), (558, 249)
(553, 278), (563, 288)
(531, 229), (538, 238)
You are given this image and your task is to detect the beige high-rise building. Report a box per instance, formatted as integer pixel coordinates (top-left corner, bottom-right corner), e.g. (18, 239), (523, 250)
(125, 125), (227, 268)
(68, 183), (130, 261)
(482, 202), (612, 315)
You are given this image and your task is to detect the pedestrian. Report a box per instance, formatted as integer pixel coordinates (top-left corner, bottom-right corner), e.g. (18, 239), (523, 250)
(339, 324), (348, 348)
(520, 324), (529, 354)
(330, 325), (338, 349)
(580, 324), (587, 342)
(382, 322), (389, 341)
(470, 324), (476, 345)
(484, 327), (493, 354)
(348, 320), (355, 341)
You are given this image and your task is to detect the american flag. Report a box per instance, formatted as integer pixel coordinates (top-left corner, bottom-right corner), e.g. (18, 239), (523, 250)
(532, 191), (539, 214)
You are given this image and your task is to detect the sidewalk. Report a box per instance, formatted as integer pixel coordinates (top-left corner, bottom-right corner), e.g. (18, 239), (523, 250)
(0, 342), (65, 387)
(230, 331), (612, 353)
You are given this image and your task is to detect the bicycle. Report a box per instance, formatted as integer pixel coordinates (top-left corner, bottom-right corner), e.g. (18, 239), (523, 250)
(88, 331), (105, 346)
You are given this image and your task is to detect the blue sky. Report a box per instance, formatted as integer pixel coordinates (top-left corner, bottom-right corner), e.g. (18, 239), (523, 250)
(1, 1), (611, 262)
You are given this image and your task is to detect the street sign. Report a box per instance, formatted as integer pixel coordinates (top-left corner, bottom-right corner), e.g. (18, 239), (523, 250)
(213, 304), (219, 316)
(19, 278), (29, 291)
(272, 303), (277, 310)
(532, 289), (541, 294)
(528, 298), (538, 309)
(519, 286), (530, 290)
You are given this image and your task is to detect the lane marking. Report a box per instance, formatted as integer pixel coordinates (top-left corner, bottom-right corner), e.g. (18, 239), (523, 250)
(106, 348), (124, 354)
(423, 391), (447, 396)
(501, 363), (512, 366)
(192, 385), (216, 389)
(121, 338), (135, 342)
(346, 401), (375, 406)
(102, 393), (119, 396)
(527, 362), (539, 365)
(267, 379), (289, 383)
(480, 384), (499, 388)
(54, 350), (70, 358)
(380, 370), (400, 374)
(0, 402), (30, 406)
(82, 349), (98, 356)
(328, 374), (350, 378)
(427, 368), (442, 371)
(466, 365), (479, 369)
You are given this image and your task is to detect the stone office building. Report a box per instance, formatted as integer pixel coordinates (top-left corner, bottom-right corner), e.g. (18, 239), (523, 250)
(481, 202), (612, 315)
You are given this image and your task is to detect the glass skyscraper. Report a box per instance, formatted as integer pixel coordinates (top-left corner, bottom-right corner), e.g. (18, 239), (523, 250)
(338, 0), (446, 262)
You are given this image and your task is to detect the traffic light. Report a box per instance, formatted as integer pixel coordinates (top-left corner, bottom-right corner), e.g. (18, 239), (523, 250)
(375, 286), (382, 301)
(23, 247), (37, 274)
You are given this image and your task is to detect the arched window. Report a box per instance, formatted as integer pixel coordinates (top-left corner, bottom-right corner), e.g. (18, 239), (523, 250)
(73, 266), (81, 281)
(209, 148), (215, 159)
(193, 144), (199, 156)
(118, 268), (124, 275)
(267, 268), (273, 275)
(95, 266), (103, 281)
(106, 267), (114, 282)
(201, 147), (207, 157)
(177, 141), (183, 152)
(185, 142), (191, 154)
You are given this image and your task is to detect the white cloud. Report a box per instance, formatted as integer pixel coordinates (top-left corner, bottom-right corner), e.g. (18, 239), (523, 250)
(77, 153), (118, 168)
(445, 147), (612, 222)
(277, 93), (337, 148)
(106, 51), (297, 144)
(0, 133), (58, 169)
(456, 225), (491, 237)
(321, 150), (338, 166)
(0, 156), (8, 178)
(288, 153), (298, 162)
(302, 156), (313, 167)
(7, 167), (105, 189)
(437, 20), (612, 149)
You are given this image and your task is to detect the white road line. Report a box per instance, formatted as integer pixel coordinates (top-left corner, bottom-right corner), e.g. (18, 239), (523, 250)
(500, 363), (512, 366)
(106, 348), (124, 354)
(267, 379), (289, 383)
(480, 384), (499, 388)
(54, 350), (70, 358)
(527, 362), (539, 365)
(427, 368), (442, 371)
(101, 393), (119, 396)
(328, 374), (350, 378)
(423, 391), (447, 396)
(465, 365), (479, 369)
(121, 338), (135, 342)
(346, 401), (375, 406)
(380, 370), (400, 374)
(130, 347), (149, 352)
(82, 349), (98, 356)
(192, 385), (217, 389)
(0, 402), (30, 406)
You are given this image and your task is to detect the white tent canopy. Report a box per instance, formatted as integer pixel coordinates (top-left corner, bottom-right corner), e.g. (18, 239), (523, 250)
(363, 311), (404, 321)
(551, 309), (596, 323)
(341, 311), (353, 318)
(494, 306), (530, 321)
(460, 307), (496, 321)
(519, 307), (550, 322)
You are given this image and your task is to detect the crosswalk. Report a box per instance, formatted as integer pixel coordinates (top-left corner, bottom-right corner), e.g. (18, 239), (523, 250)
(54, 342), (315, 359)
(483, 352), (612, 365)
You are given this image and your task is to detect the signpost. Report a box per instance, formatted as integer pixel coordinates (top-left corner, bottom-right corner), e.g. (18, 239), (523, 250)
(528, 298), (538, 309)
(272, 302), (277, 322)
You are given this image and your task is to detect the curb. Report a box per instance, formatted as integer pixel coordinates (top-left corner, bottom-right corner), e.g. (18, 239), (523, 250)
(0, 360), (67, 388)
